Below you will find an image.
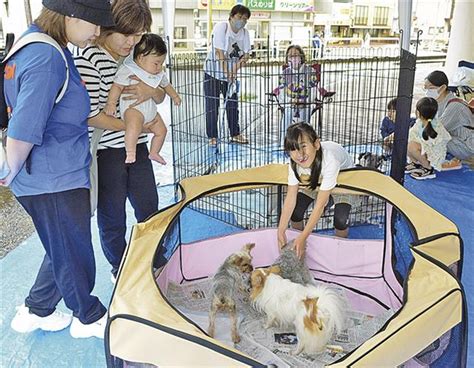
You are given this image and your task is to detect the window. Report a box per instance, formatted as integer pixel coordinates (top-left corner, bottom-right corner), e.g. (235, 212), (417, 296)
(354, 6), (369, 26)
(157, 26), (188, 48)
(373, 6), (389, 26)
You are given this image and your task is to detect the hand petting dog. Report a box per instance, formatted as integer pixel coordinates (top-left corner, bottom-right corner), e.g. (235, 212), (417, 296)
(273, 240), (314, 286)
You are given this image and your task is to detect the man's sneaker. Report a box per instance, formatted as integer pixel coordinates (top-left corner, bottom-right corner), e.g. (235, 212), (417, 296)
(411, 166), (436, 180)
(405, 162), (423, 174)
(70, 313), (107, 339)
(208, 138), (217, 146)
(111, 273), (117, 285)
(441, 158), (462, 171)
(230, 134), (249, 144)
(10, 304), (72, 333)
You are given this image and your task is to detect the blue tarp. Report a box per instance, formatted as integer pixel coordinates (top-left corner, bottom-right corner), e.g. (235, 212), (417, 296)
(1, 165), (473, 367)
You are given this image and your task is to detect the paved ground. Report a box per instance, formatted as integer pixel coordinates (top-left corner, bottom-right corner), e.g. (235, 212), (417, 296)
(0, 187), (33, 258)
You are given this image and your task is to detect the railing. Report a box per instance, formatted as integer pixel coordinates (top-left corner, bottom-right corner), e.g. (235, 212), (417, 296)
(168, 36), (402, 56)
(166, 34), (450, 67)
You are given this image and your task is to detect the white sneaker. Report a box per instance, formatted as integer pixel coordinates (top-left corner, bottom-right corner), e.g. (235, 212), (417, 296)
(10, 304), (72, 333)
(110, 274), (116, 285)
(70, 313), (107, 339)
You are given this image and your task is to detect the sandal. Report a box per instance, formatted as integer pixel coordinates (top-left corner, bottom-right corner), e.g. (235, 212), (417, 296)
(441, 158), (462, 171)
(410, 166), (436, 180)
(405, 162), (422, 174)
(230, 134), (249, 144)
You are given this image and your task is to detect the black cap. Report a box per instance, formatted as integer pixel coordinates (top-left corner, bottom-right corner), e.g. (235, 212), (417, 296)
(43, 0), (115, 27)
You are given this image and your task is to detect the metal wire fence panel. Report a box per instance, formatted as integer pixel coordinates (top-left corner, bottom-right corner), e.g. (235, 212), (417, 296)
(169, 51), (402, 230)
(178, 43), (402, 62)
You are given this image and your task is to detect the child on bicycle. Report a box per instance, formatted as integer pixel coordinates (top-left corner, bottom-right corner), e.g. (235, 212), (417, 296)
(405, 97), (451, 180)
(273, 45), (319, 132)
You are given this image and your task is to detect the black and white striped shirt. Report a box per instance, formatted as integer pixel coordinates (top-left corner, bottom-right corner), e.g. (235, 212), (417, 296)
(73, 45), (148, 149)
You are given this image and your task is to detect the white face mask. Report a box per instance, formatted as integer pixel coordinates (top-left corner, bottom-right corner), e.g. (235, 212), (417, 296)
(289, 56), (301, 69)
(232, 19), (246, 31)
(425, 88), (440, 99)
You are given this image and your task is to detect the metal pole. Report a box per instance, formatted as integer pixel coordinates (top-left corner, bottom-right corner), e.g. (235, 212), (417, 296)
(389, 0), (415, 184)
(23, 0), (32, 26)
(162, 0), (176, 54)
(398, 0), (413, 51)
(207, 0), (213, 48)
(390, 46), (416, 184)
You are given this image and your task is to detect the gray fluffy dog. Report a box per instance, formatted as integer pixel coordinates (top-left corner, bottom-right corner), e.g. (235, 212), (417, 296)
(273, 240), (314, 285)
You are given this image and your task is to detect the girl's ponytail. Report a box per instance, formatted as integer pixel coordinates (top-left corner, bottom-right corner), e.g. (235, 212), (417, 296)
(416, 97), (438, 141)
(422, 119), (438, 141)
(309, 149), (323, 190)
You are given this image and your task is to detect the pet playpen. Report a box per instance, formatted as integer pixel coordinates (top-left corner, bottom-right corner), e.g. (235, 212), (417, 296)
(105, 165), (466, 367)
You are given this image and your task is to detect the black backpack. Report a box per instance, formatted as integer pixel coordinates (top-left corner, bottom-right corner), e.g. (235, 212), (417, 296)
(0, 33), (16, 129)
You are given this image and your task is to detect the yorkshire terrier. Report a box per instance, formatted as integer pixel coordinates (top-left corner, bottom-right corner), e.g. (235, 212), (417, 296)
(250, 267), (345, 355)
(357, 152), (387, 170)
(208, 243), (255, 344)
(273, 240), (314, 285)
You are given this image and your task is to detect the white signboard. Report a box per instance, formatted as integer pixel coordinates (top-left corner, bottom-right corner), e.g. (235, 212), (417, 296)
(275, 0), (313, 12)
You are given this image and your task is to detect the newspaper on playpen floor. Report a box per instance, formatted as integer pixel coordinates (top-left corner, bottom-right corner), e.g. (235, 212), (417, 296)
(162, 278), (394, 367)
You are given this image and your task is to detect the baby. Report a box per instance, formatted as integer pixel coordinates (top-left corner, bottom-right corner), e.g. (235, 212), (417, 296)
(105, 33), (181, 164)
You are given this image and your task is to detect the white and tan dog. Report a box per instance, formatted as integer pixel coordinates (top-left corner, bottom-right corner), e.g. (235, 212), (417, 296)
(250, 266), (345, 355)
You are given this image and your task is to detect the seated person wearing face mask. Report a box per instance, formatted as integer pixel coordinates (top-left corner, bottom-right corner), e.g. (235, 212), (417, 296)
(203, 4), (252, 146)
(273, 45), (319, 134)
(424, 70), (474, 168)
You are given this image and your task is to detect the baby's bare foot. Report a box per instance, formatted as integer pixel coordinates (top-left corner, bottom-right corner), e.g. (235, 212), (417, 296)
(125, 152), (136, 164)
(149, 153), (167, 165)
(232, 332), (241, 344)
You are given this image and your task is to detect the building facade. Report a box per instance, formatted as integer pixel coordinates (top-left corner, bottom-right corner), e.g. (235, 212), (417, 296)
(0, 0), (453, 53)
(314, 0), (397, 46)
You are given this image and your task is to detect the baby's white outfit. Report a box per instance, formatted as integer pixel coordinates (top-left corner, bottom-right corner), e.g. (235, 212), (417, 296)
(114, 54), (169, 123)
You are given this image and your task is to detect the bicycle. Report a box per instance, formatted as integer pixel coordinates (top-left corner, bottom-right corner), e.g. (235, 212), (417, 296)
(266, 88), (335, 144)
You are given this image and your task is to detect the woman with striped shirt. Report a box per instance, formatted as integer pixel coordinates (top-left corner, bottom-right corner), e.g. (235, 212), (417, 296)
(74, 0), (164, 281)
(423, 71), (474, 167)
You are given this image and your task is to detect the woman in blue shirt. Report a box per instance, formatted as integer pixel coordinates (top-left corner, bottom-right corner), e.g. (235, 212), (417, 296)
(1, 0), (113, 339)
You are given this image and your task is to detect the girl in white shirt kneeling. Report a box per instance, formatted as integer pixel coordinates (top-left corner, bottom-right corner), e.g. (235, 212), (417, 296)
(277, 123), (356, 258)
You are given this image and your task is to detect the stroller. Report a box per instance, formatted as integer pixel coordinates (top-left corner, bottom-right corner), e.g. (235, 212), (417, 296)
(268, 62), (335, 143)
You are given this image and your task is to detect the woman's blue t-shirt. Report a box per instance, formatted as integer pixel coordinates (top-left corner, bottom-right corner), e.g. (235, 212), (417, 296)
(4, 25), (91, 196)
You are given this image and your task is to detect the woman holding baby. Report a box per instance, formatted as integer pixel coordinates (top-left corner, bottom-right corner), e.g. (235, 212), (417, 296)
(74, 0), (164, 282)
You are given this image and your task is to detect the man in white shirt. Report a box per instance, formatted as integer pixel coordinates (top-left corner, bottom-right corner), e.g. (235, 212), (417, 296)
(204, 4), (252, 146)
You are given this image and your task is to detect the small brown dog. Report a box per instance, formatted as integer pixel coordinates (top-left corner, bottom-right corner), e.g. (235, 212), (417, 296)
(208, 243), (255, 343)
